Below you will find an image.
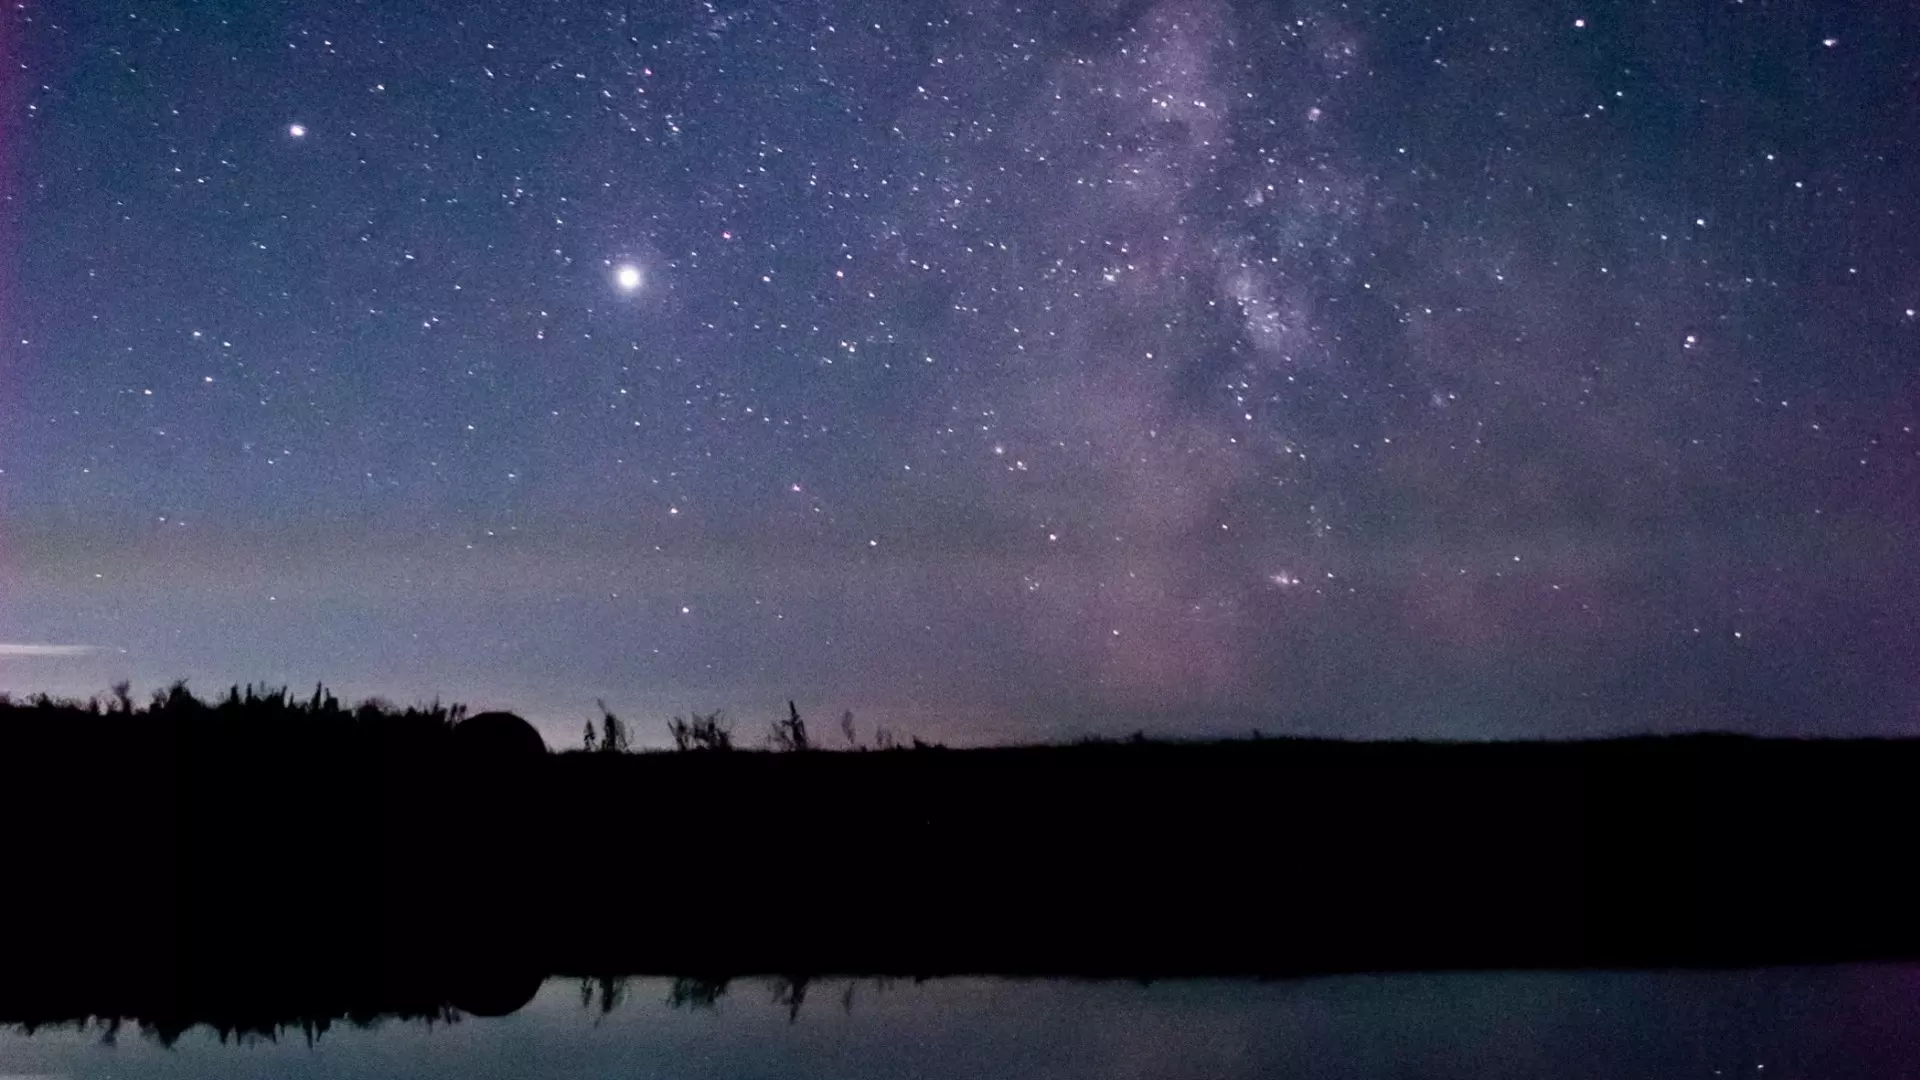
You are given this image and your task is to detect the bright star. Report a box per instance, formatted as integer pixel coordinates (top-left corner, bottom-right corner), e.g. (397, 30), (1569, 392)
(614, 264), (643, 292)
(288, 123), (307, 138)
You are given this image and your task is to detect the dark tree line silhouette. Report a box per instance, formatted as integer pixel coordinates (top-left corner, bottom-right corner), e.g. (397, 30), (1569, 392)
(7, 678), (1920, 1040)
(0, 680), (470, 753)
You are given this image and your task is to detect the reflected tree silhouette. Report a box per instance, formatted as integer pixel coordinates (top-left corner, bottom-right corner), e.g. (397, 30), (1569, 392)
(666, 976), (731, 1009)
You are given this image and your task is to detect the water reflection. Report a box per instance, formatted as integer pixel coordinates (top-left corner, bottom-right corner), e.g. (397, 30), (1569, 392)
(4, 966), (1918, 1078)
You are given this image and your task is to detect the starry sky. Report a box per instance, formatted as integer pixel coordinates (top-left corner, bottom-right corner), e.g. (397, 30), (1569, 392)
(2, 0), (1916, 746)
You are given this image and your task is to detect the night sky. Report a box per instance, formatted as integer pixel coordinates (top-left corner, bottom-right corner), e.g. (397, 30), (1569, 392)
(2, 0), (1916, 746)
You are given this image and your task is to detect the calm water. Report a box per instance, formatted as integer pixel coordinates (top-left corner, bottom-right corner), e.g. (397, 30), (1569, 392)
(5, 967), (1918, 1079)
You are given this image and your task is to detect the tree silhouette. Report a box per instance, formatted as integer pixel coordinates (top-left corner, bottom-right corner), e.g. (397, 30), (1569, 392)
(667, 711), (732, 751)
(768, 700), (809, 752)
(589, 701), (630, 754)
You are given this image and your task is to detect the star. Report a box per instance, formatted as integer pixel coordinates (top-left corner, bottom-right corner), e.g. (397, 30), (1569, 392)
(9, 0), (1917, 746)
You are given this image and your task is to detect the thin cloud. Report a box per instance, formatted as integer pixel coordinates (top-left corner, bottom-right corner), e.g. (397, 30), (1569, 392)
(0, 644), (105, 658)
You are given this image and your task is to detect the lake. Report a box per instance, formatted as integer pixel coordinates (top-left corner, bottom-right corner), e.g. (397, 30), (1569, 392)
(5, 966), (1917, 1078)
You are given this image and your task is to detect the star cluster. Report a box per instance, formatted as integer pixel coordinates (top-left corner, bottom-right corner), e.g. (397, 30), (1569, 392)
(3, 0), (1916, 743)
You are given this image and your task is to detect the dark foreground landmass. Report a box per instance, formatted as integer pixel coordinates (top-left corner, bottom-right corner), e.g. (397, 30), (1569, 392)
(2, 686), (1917, 1038)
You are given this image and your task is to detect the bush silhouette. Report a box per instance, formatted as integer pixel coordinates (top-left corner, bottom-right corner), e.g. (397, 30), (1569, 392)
(456, 711), (548, 760)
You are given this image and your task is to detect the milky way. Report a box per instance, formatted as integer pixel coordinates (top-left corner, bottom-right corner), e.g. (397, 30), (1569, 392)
(2, 0), (1916, 744)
